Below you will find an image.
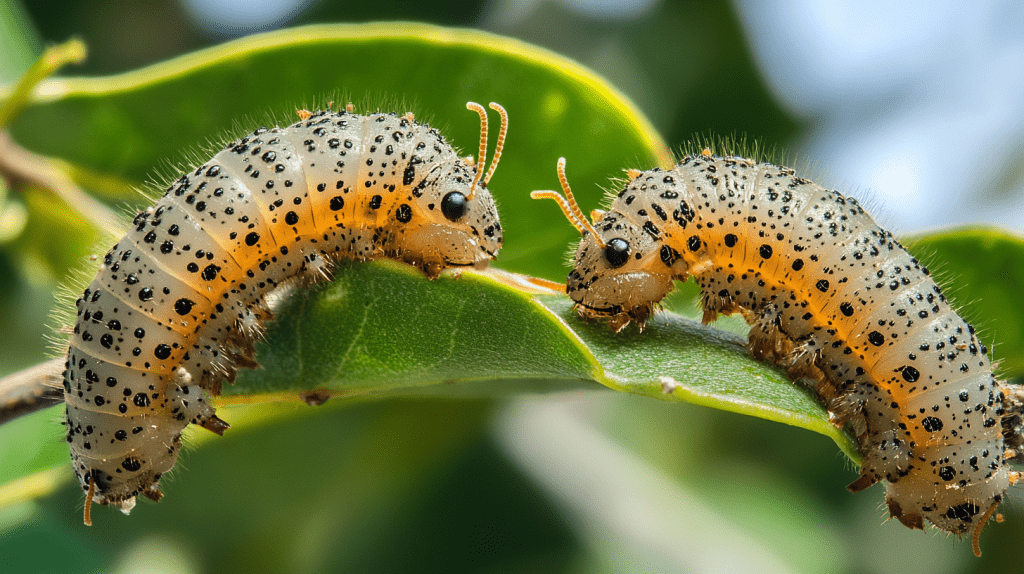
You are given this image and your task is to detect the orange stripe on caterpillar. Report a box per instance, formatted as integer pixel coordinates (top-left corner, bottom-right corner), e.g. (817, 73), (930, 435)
(533, 155), (1022, 556)
(64, 103), (508, 523)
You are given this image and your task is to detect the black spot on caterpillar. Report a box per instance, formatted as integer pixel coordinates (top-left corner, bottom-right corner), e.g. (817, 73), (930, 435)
(62, 101), (508, 524)
(532, 154), (1024, 557)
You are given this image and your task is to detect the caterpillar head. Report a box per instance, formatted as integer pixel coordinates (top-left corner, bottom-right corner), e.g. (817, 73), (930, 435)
(533, 159), (681, 332)
(397, 103), (506, 278)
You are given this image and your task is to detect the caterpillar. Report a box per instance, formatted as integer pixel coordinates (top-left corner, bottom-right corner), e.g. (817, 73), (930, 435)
(532, 153), (1024, 556)
(62, 101), (508, 525)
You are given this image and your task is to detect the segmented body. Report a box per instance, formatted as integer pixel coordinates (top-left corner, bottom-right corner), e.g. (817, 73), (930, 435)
(534, 154), (1023, 554)
(63, 105), (505, 519)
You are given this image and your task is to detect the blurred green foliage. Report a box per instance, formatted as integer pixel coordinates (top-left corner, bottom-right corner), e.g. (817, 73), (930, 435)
(3, 2), (1024, 574)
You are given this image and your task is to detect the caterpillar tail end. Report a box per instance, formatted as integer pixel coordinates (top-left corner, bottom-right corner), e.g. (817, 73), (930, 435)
(83, 471), (140, 525)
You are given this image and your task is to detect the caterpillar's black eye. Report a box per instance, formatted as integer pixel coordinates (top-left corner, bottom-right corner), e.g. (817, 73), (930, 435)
(604, 238), (630, 267)
(441, 191), (468, 222)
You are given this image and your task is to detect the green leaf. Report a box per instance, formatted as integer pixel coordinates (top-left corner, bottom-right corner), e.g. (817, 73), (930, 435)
(223, 261), (856, 461)
(225, 262), (598, 402)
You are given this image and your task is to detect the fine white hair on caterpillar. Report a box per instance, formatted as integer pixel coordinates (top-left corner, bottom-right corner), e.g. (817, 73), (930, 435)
(533, 152), (1024, 557)
(62, 101), (508, 525)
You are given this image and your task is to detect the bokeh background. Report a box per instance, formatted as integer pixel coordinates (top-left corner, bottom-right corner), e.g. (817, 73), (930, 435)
(2, 1), (1024, 573)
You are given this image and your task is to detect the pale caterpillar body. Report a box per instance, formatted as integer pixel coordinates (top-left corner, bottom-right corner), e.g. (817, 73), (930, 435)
(533, 153), (1024, 556)
(63, 102), (508, 523)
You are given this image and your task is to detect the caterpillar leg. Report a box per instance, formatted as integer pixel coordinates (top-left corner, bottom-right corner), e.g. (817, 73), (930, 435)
(887, 499), (924, 530)
(847, 471), (878, 493)
(827, 403), (864, 431)
(200, 370), (224, 397)
(300, 390), (331, 406)
(597, 301), (655, 333)
(780, 335), (825, 385)
(199, 414), (231, 436)
(142, 484), (163, 502)
(746, 303), (791, 362)
(847, 419), (911, 494)
(227, 351), (260, 371)
(422, 261), (444, 280)
(999, 382), (1024, 451)
(168, 371), (228, 436)
(300, 250), (333, 283)
(699, 283), (738, 325)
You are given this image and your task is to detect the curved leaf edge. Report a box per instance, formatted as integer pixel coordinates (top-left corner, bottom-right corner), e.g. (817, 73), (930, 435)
(10, 23), (673, 171)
